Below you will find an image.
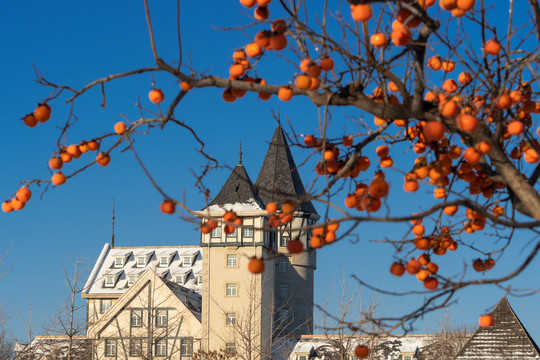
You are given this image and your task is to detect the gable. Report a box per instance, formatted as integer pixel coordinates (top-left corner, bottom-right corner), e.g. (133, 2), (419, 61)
(86, 268), (201, 339)
(455, 297), (540, 360)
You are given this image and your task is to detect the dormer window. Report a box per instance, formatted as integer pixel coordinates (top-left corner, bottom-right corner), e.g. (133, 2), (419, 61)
(159, 256), (169, 267)
(113, 257), (124, 268)
(127, 275), (138, 287)
(196, 275), (202, 285)
(104, 275), (116, 287)
(136, 257), (146, 267)
(182, 256), (192, 267)
(174, 275), (185, 284)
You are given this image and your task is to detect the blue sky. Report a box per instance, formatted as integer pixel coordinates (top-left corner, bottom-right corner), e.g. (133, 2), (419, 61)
(2, 0), (540, 344)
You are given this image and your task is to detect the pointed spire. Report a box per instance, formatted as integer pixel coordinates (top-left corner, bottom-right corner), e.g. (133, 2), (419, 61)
(254, 126), (317, 214)
(239, 141), (243, 166)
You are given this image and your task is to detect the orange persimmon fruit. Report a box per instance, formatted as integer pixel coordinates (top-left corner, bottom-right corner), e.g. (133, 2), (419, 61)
(149, 89), (165, 104)
(248, 257), (265, 274)
(34, 103), (51, 123)
(160, 200), (175, 214)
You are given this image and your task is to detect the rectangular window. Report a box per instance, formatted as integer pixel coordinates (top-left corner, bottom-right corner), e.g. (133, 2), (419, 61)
(136, 257), (146, 267)
(402, 356), (412, 360)
(181, 338), (193, 357)
(159, 257), (169, 267)
(100, 299), (112, 314)
(242, 227), (254, 238)
(225, 343), (236, 355)
(174, 275), (185, 284)
(104, 339), (117, 357)
(279, 283), (289, 298)
(155, 309), (168, 327)
(155, 339), (167, 357)
(196, 275), (203, 285)
(104, 276), (115, 287)
(279, 257), (289, 272)
(298, 356), (307, 360)
(280, 236), (290, 247)
(227, 254), (237, 267)
(226, 313), (236, 325)
(226, 228), (238, 238)
(128, 275), (138, 286)
(129, 339), (143, 357)
(211, 226), (222, 238)
(350, 356), (359, 360)
(182, 256), (192, 267)
(226, 283), (237, 296)
(113, 257), (124, 268)
(131, 309), (142, 327)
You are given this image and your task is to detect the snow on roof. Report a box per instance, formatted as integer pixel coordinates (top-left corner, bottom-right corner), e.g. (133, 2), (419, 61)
(133, 249), (154, 256)
(294, 341), (314, 353)
(15, 336), (91, 360)
(155, 249), (176, 256)
(103, 269), (123, 276)
(112, 250), (132, 257)
(124, 268), (145, 275)
(179, 248), (199, 256)
(285, 334), (436, 359)
(156, 268), (169, 276)
(172, 268), (192, 275)
(84, 244), (203, 296)
(206, 198), (265, 212)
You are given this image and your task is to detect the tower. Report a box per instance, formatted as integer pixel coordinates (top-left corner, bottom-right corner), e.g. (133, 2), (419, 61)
(254, 126), (318, 336)
(197, 126), (318, 359)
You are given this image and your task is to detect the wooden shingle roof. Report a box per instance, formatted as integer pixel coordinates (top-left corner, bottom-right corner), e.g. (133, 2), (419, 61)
(454, 297), (540, 360)
(254, 126), (317, 214)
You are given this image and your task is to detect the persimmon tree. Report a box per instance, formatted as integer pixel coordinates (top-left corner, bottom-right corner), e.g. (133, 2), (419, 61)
(6, 0), (540, 334)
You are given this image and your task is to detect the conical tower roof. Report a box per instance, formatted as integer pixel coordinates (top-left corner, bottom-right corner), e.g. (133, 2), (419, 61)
(454, 297), (540, 359)
(254, 126), (317, 214)
(204, 163), (265, 212)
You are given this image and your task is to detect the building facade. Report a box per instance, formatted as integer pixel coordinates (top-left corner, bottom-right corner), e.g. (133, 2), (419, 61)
(82, 126), (319, 360)
(196, 126), (319, 358)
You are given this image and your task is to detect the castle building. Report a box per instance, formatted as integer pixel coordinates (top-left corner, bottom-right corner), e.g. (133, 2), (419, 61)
(196, 126), (319, 357)
(81, 126), (319, 359)
(18, 128), (540, 360)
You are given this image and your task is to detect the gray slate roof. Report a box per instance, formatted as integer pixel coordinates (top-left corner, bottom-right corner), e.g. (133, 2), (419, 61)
(254, 126), (317, 214)
(83, 243), (202, 296)
(204, 164), (265, 211)
(455, 297), (540, 360)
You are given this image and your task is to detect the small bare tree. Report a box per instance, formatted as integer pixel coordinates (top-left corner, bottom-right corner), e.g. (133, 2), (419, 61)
(0, 325), (14, 360)
(192, 348), (235, 360)
(46, 257), (90, 360)
(418, 309), (472, 360)
(314, 275), (387, 360)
